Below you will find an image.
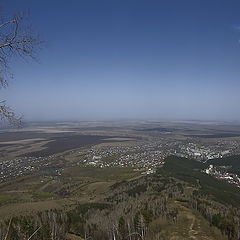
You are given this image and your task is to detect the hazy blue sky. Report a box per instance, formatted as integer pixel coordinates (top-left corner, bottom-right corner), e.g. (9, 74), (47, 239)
(2, 0), (240, 121)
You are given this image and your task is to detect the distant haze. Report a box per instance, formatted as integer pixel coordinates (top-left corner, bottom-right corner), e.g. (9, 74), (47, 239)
(2, 0), (240, 121)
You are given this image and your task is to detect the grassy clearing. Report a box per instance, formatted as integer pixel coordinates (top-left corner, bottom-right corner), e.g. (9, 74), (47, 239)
(0, 194), (16, 205)
(31, 191), (57, 200)
(75, 181), (113, 200)
(63, 166), (140, 181)
(0, 199), (71, 219)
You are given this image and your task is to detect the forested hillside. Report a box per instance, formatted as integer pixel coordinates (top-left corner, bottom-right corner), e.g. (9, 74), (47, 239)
(208, 155), (240, 175)
(1, 156), (240, 240)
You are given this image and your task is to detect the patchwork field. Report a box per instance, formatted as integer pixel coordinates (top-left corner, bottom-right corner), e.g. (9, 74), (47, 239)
(0, 165), (141, 219)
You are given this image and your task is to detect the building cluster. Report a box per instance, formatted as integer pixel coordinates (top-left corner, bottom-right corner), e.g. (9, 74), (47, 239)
(80, 138), (239, 172)
(1, 136), (240, 181)
(0, 155), (56, 182)
(175, 141), (238, 160)
(79, 141), (168, 170)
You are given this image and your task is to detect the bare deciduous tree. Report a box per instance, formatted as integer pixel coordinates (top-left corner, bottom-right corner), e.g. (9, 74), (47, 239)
(0, 12), (42, 124)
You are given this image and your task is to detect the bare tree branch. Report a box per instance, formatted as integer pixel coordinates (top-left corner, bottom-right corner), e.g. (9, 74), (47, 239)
(27, 226), (41, 240)
(0, 19), (16, 29)
(0, 12), (42, 124)
(4, 217), (12, 240)
(0, 101), (21, 126)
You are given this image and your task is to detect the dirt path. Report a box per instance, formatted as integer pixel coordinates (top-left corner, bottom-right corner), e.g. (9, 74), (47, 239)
(168, 201), (226, 240)
(188, 214), (198, 239)
(39, 179), (56, 191)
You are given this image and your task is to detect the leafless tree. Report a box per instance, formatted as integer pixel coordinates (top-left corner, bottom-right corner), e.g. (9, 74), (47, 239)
(0, 12), (42, 125)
